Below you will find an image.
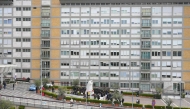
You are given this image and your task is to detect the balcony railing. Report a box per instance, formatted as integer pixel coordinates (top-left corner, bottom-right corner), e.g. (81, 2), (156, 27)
(141, 12), (151, 16)
(41, 55), (50, 58)
(42, 65), (50, 69)
(141, 23), (151, 27)
(141, 45), (151, 49)
(141, 34), (151, 38)
(141, 56), (151, 60)
(41, 44), (50, 48)
(140, 78), (150, 81)
(41, 34), (50, 38)
(141, 66), (150, 70)
(41, 23), (50, 27)
(41, 12), (50, 17)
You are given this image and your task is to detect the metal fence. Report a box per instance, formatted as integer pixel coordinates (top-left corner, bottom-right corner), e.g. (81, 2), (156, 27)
(0, 94), (126, 109)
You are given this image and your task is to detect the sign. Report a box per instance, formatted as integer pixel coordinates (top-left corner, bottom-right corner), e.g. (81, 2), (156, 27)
(152, 99), (156, 106)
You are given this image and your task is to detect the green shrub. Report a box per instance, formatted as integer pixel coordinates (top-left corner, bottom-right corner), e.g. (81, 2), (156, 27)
(10, 107), (15, 109)
(18, 105), (25, 109)
(166, 106), (172, 109)
(154, 106), (165, 109)
(173, 108), (190, 109)
(140, 93), (153, 97)
(181, 93), (185, 98)
(145, 105), (153, 108)
(123, 92), (133, 95)
(123, 103), (143, 107)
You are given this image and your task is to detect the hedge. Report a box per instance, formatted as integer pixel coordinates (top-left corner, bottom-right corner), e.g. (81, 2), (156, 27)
(154, 106), (165, 109)
(122, 92), (154, 97)
(43, 91), (57, 98)
(123, 103), (143, 107)
(10, 107), (15, 109)
(18, 105), (25, 109)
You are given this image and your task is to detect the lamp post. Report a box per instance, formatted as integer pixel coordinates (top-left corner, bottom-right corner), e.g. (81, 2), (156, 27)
(180, 82), (181, 109)
(44, 62), (46, 78)
(40, 60), (43, 109)
(86, 73), (88, 109)
(131, 67), (133, 109)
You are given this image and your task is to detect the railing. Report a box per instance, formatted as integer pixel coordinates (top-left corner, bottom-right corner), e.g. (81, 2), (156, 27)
(141, 12), (151, 16)
(41, 55), (50, 58)
(41, 44), (50, 48)
(41, 34), (50, 38)
(41, 23), (50, 27)
(141, 34), (151, 38)
(41, 12), (50, 16)
(140, 78), (150, 81)
(141, 23), (151, 27)
(141, 45), (151, 49)
(141, 56), (151, 59)
(0, 94), (124, 109)
(141, 66), (150, 70)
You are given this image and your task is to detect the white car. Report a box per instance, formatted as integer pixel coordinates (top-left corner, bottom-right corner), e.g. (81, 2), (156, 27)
(46, 83), (53, 87)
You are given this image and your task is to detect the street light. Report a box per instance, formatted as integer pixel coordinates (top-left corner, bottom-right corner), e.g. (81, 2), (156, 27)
(131, 67), (133, 109)
(44, 62), (46, 78)
(40, 59), (43, 109)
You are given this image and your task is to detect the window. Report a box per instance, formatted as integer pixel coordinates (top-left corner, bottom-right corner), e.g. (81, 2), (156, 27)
(61, 50), (69, 55)
(81, 18), (90, 24)
(71, 18), (80, 24)
(100, 72), (109, 77)
(162, 61), (171, 67)
(162, 29), (171, 35)
(16, 59), (21, 62)
(162, 40), (171, 46)
(23, 28), (31, 31)
(4, 19), (12, 24)
(152, 7), (161, 16)
(152, 18), (161, 25)
(23, 18), (31, 21)
(152, 51), (161, 56)
(110, 50), (119, 56)
(163, 7), (172, 16)
(16, 18), (21, 21)
(173, 18), (182, 24)
(162, 72), (171, 78)
(23, 38), (30, 42)
(131, 50), (140, 56)
(120, 61), (129, 67)
(173, 51), (182, 56)
(23, 49), (30, 52)
(23, 59), (30, 62)
(4, 8), (12, 14)
(100, 61), (109, 66)
(61, 71), (69, 76)
(152, 61), (160, 67)
(172, 72), (181, 78)
(110, 61), (119, 67)
(110, 72), (119, 77)
(121, 7), (130, 15)
(22, 69), (30, 73)
(16, 7), (21, 11)
(173, 7), (182, 16)
(61, 60), (69, 66)
(16, 38), (21, 42)
(173, 40), (182, 46)
(131, 83), (139, 88)
(16, 28), (21, 32)
(16, 69), (21, 72)
(162, 18), (172, 24)
(23, 7), (31, 11)
(152, 29), (161, 35)
(173, 29), (182, 36)
(16, 49), (21, 52)
(162, 51), (171, 56)
(172, 61), (181, 68)
(71, 50), (79, 55)
(151, 72), (160, 78)
(100, 50), (109, 56)
(120, 83), (129, 88)
(131, 61), (140, 67)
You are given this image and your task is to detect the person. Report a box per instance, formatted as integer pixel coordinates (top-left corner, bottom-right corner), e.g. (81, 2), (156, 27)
(0, 84), (2, 90)
(3, 81), (6, 89)
(13, 83), (15, 90)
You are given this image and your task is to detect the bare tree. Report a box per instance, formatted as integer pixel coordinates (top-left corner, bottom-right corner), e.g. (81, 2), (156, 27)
(0, 99), (14, 109)
(164, 97), (173, 107)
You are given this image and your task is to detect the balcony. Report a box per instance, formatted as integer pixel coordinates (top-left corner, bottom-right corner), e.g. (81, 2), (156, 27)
(42, 65), (50, 69)
(41, 34), (50, 38)
(141, 45), (151, 49)
(141, 23), (151, 28)
(140, 77), (150, 81)
(41, 44), (50, 48)
(41, 23), (50, 28)
(41, 12), (50, 17)
(141, 34), (151, 38)
(141, 63), (151, 70)
(41, 55), (50, 59)
(141, 12), (151, 17)
(141, 52), (151, 60)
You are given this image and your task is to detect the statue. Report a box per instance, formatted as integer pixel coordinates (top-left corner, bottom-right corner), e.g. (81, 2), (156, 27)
(85, 80), (94, 97)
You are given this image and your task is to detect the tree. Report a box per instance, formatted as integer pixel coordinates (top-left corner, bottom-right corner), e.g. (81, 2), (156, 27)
(155, 87), (162, 94)
(42, 78), (50, 86)
(72, 79), (79, 87)
(0, 99), (14, 109)
(34, 79), (41, 89)
(164, 97), (173, 107)
(111, 90), (123, 105)
(57, 86), (67, 100)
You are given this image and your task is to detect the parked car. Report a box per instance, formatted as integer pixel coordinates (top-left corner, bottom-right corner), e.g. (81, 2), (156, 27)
(29, 84), (36, 91)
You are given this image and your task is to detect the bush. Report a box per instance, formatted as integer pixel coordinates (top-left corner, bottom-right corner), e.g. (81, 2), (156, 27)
(145, 105), (153, 108)
(154, 94), (161, 99)
(123, 103), (143, 107)
(181, 93), (185, 98)
(10, 107), (15, 109)
(18, 105), (25, 109)
(154, 106), (165, 109)
(140, 93), (154, 97)
(166, 106), (172, 109)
